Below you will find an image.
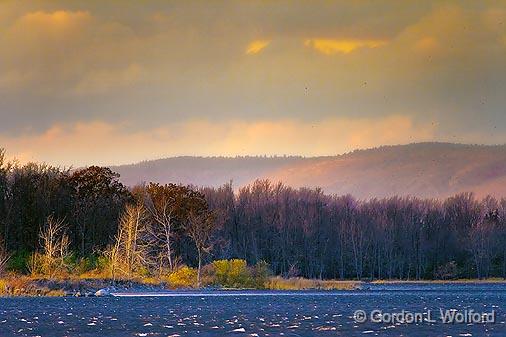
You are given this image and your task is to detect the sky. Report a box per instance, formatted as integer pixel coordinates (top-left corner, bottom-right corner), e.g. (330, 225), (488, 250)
(1, 0), (506, 166)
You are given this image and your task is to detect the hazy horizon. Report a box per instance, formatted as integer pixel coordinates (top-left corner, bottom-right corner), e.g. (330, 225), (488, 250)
(108, 141), (506, 167)
(4, 141), (506, 168)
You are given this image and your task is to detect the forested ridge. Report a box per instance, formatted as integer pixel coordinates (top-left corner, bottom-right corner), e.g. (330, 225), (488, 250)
(112, 143), (506, 200)
(1, 149), (505, 280)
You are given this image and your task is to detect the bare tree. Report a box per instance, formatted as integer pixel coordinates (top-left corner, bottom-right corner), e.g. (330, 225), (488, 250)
(0, 236), (9, 276)
(186, 210), (218, 287)
(145, 183), (178, 271)
(110, 203), (150, 278)
(469, 216), (497, 279)
(39, 216), (71, 278)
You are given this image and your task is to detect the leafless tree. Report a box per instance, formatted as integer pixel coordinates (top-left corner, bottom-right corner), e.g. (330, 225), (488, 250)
(186, 210), (218, 287)
(110, 203), (150, 278)
(469, 215), (498, 279)
(145, 184), (177, 271)
(39, 215), (71, 277)
(0, 236), (9, 276)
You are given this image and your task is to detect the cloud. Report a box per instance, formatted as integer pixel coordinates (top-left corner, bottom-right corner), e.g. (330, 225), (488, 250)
(481, 7), (506, 33)
(413, 36), (439, 52)
(73, 63), (145, 95)
(1, 9), (139, 97)
(1, 115), (436, 167)
(245, 40), (270, 54)
(0, 0), (506, 157)
(304, 38), (387, 54)
(14, 10), (91, 29)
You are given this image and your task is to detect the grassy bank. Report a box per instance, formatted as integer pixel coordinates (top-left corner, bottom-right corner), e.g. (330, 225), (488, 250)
(1, 257), (363, 296)
(267, 277), (360, 290)
(0, 275), (167, 297)
(3, 275), (505, 297)
(0, 275), (361, 297)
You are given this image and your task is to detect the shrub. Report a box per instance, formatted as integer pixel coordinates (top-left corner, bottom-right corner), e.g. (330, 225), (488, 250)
(63, 253), (79, 274)
(212, 259), (253, 288)
(27, 252), (44, 276)
(435, 261), (458, 280)
(7, 250), (31, 274)
(62, 254), (106, 276)
(166, 266), (197, 288)
(77, 255), (99, 274)
(137, 266), (151, 277)
(96, 256), (111, 272)
(0, 279), (7, 295)
(78, 255), (112, 279)
(251, 261), (271, 288)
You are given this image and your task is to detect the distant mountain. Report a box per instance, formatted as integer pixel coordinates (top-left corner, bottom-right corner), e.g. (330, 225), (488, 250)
(111, 143), (506, 199)
(110, 155), (313, 188)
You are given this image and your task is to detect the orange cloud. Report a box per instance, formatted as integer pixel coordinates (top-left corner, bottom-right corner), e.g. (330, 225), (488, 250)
(13, 10), (92, 34)
(413, 36), (439, 52)
(304, 38), (387, 54)
(245, 40), (270, 54)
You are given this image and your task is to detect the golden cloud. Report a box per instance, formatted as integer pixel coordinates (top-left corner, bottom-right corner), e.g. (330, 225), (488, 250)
(413, 36), (439, 52)
(12, 10), (92, 36)
(304, 38), (387, 54)
(245, 40), (270, 54)
(396, 5), (469, 56)
(1, 9), (143, 95)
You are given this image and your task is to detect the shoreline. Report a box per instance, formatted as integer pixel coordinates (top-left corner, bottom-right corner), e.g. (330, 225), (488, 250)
(370, 279), (506, 284)
(1, 277), (506, 297)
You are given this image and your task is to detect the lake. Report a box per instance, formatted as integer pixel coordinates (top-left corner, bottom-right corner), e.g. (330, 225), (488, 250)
(1, 283), (505, 336)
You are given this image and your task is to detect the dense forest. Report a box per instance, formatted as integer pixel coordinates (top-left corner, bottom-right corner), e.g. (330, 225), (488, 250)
(1, 149), (505, 281)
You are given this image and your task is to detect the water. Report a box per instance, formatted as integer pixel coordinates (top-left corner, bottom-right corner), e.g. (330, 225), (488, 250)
(1, 283), (505, 336)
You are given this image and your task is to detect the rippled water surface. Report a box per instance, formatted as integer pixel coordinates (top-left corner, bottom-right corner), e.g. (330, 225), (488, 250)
(1, 283), (506, 336)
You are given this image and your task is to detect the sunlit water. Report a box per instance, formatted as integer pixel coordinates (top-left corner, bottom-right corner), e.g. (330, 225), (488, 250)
(1, 283), (506, 336)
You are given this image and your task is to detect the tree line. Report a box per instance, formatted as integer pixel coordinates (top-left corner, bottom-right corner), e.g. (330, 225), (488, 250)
(1, 149), (506, 280)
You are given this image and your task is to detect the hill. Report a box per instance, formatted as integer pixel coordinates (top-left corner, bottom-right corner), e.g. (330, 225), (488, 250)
(110, 155), (312, 188)
(111, 143), (506, 199)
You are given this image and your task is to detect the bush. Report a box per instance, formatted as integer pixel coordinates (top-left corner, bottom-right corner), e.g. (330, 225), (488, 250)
(211, 259), (253, 288)
(435, 261), (458, 280)
(78, 255), (112, 279)
(7, 250), (31, 274)
(166, 266), (197, 288)
(63, 254), (79, 274)
(77, 255), (99, 274)
(137, 266), (151, 277)
(27, 251), (69, 278)
(27, 252), (44, 276)
(96, 256), (111, 272)
(0, 279), (7, 295)
(64, 254), (106, 276)
(251, 261), (271, 288)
